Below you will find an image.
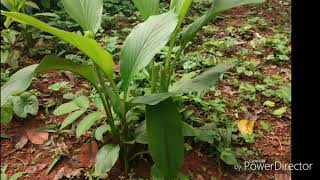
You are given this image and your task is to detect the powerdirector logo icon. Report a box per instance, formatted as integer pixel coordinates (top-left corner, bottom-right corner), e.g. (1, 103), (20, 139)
(233, 159), (313, 171)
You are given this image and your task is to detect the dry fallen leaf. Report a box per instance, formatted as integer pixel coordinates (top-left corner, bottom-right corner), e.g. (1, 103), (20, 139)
(57, 142), (70, 154)
(26, 129), (49, 145)
(53, 167), (82, 180)
(25, 163), (47, 174)
(14, 134), (28, 150)
(196, 174), (204, 180)
(78, 140), (98, 169)
(275, 173), (291, 180)
(237, 119), (256, 135)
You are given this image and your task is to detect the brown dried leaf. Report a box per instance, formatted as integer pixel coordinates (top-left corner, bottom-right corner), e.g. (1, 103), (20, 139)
(275, 173), (291, 180)
(196, 174), (204, 180)
(26, 129), (49, 145)
(53, 167), (82, 180)
(25, 163), (47, 174)
(57, 142), (70, 154)
(78, 140), (98, 169)
(14, 134), (28, 150)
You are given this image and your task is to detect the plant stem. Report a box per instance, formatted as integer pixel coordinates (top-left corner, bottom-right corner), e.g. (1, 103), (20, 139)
(167, 49), (183, 85)
(164, 33), (177, 73)
(109, 79), (129, 174)
(94, 64), (118, 139)
(151, 59), (156, 93)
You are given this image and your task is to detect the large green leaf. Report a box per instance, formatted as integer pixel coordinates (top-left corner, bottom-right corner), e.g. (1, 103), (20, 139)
(1, 55), (100, 108)
(2, 11), (114, 78)
(180, 0), (265, 49)
(131, 60), (236, 105)
(76, 112), (103, 138)
(131, 92), (176, 105)
(61, 0), (103, 33)
(133, 0), (159, 20)
(1, 64), (37, 107)
(94, 144), (120, 178)
(176, 60), (236, 92)
(120, 11), (178, 97)
(135, 121), (197, 144)
(170, 0), (193, 24)
(146, 98), (184, 179)
(36, 56), (99, 88)
(12, 92), (39, 118)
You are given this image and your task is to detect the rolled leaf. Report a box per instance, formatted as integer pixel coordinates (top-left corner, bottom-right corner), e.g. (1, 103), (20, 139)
(146, 98), (184, 179)
(61, 0), (103, 33)
(120, 11), (178, 97)
(1, 11), (114, 78)
(133, 0), (159, 20)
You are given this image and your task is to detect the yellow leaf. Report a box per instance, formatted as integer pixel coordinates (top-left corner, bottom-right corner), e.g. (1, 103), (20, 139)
(237, 119), (255, 135)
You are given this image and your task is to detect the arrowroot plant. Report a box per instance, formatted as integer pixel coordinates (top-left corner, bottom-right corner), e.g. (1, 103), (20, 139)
(1, 0), (264, 179)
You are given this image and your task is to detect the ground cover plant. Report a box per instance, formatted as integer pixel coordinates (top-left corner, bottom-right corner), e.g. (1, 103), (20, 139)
(0, 0), (291, 179)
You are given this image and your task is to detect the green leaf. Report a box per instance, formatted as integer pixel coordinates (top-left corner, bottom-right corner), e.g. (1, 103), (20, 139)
(53, 101), (80, 116)
(220, 148), (238, 165)
(2, 12), (114, 78)
(94, 144), (120, 178)
(176, 60), (236, 92)
(182, 122), (197, 136)
(134, 121), (196, 144)
(1, 64), (37, 106)
(95, 124), (110, 141)
(9, 172), (25, 180)
(46, 155), (62, 175)
(25, 1), (40, 10)
(0, 174), (7, 180)
(260, 121), (271, 132)
(130, 92), (176, 105)
(60, 110), (86, 130)
(36, 55), (99, 88)
(133, 0), (159, 20)
(272, 107), (287, 117)
(54, 95), (89, 116)
(74, 96), (90, 109)
(12, 92), (39, 118)
(61, 0), (103, 33)
(120, 11), (178, 97)
(76, 112), (103, 138)
(170, 0), (193, 24)
(0, 133), (11, 139)
(263, 100), (275, 107)
(151, 165), (163, 180)
(146, 98), (184, 179)
(34, 13), (60, 18)
(1, 102), (13, 124)
(275, 83), (291, 103)
(131, 60), (236, 105)
(180, 0), (265, 49)
(48, 82), (70, 91)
